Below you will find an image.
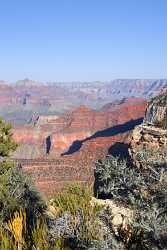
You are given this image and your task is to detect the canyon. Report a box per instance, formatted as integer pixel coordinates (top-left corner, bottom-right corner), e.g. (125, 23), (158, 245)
(1, 78), (167, 196)
(12, 98), (147, 196)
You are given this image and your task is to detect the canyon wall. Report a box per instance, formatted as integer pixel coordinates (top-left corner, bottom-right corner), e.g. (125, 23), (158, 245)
(12, 98), (147, 196)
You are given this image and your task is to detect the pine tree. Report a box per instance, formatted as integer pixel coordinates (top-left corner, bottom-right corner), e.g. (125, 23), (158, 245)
(0, 118), (46, 222)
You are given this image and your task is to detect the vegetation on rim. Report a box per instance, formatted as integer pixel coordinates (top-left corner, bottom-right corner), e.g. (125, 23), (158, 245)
(0, 116), (167, 249)
(94, 151), (167, 249)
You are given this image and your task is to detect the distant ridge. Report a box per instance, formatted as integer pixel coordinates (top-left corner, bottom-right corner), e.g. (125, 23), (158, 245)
(15, 78), (45, 87)
(0, 79), (166, 125)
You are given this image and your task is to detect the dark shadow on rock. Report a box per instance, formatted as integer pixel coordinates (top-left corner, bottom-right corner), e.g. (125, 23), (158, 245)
(108, 142), (130, 160)
(63, 140), (82, 155)
(46, 136), (51, 154)
(62, 118), (143, 156)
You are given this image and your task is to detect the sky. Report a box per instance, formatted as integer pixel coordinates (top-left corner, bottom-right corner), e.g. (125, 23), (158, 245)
(0, 0), (167, 82)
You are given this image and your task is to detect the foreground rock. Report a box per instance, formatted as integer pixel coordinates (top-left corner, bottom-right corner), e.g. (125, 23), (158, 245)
(130, 88), (167, 167)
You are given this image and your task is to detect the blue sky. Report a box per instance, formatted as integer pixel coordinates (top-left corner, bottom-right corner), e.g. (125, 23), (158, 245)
(0, 0), (167, 82)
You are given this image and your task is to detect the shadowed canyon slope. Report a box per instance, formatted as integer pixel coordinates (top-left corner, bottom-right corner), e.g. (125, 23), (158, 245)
(12, 98), (147, 195)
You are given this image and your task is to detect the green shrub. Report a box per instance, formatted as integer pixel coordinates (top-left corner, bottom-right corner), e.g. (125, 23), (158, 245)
(0, 118), (72, 249)
(50, 184), (103, 244)
(131, 206), (167, 249)
(0, 165), (46, 224)
(94, 155), (146, 208)
(94, 152), (167, 249)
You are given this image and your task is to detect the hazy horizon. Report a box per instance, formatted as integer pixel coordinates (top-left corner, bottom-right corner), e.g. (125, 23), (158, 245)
(2, 78), (167, 84)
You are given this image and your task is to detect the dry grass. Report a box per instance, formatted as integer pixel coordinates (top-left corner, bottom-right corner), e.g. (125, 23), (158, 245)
(0, 227), (13, 250)
(0, 184), (103, 249)
(0, 209), (72, 250)
(7, 209), (26, 249)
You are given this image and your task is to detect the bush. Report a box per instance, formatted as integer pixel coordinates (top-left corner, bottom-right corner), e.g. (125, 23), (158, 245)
(94, 155), (146, 208)
(94, 153), (167, 249)
(50, 184), (103, 245)
(0, 166), (46, 223)
(132, 206), (167, 249)
(0, 184), (109, 250)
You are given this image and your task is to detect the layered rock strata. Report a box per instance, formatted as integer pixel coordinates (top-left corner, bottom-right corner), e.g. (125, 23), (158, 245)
(12, 98), (147, 195)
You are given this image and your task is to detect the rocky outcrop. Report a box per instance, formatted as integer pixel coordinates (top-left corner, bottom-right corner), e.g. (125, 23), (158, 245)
(91, 197), (133, 227)
(130, 125), (167, 156)
(144, 93), (167, 125)
(130, 90), (167, 166)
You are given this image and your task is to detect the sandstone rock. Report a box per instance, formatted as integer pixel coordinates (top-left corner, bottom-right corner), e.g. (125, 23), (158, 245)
(91, 197), (133, 238)
(91, 197), (133, 220)
(112, 214), (123, 226)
